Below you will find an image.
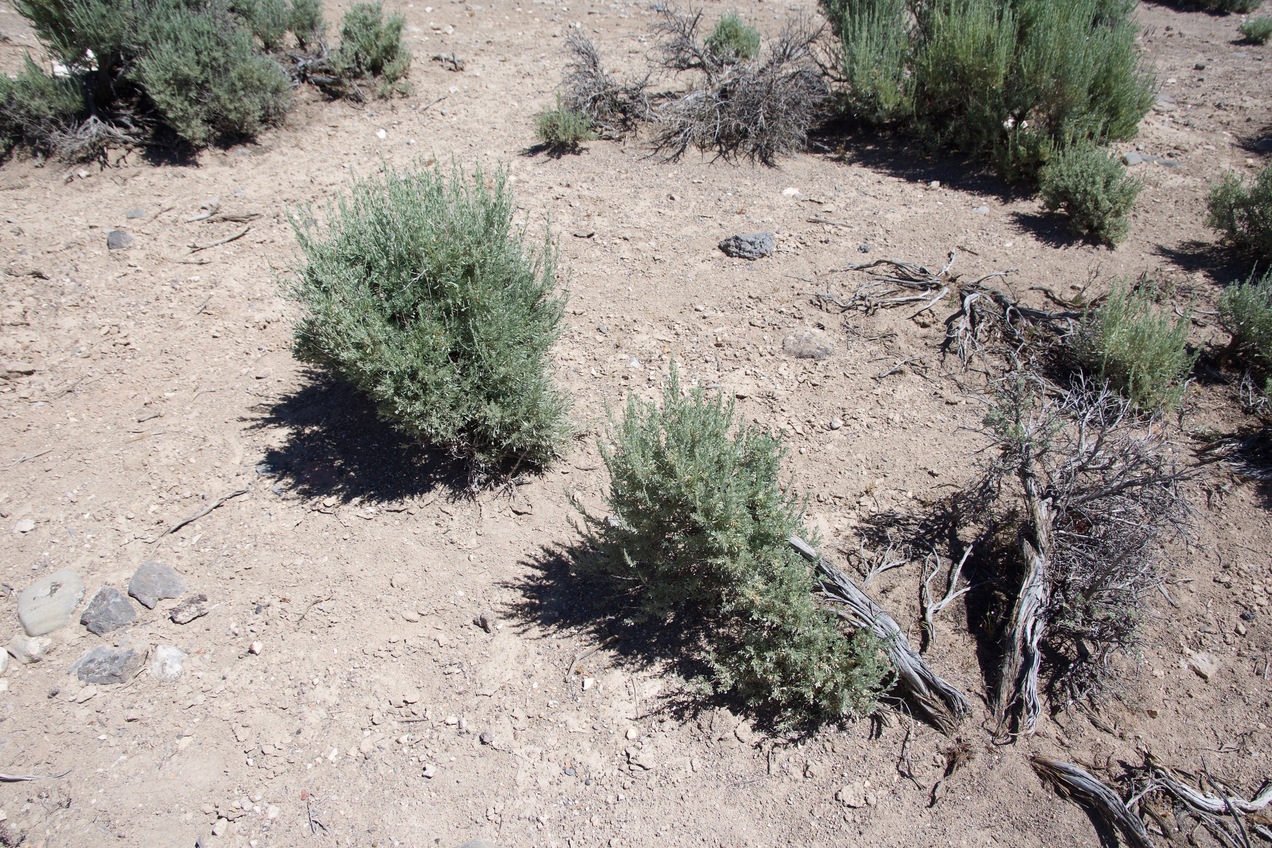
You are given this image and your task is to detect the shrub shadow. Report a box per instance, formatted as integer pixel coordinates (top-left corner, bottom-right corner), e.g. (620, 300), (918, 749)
(248, 370), (470, 504)
(1150, 239), (1256, 285)
(1007, 210), (1082, 249)
(521, 142), (590, 160)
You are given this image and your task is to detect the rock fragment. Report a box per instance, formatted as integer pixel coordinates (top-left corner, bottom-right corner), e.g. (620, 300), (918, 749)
(8, 634), (53, 664)
(128, 561), (187, 609)
(17, 567), (85, 636)
(80, 587), (137, 635)
(718, 231), (775, 260)
(106, 230), (134, 250)
(151, 645), (187, 681)
(70, 645), (146, 684)
(170, 594), (210, 624)
(782, 330), (834, 360)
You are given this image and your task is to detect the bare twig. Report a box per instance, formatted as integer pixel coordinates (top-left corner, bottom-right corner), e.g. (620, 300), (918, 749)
(0, 769), (70, 782)
(189, 226), (250, 253)
(153, 488), (248, 541)
(920, 545), (974, 649)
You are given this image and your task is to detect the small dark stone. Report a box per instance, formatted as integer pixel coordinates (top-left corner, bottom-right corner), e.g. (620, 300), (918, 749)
(1254, 138), (1272, 153)
(718, 231), (775, 260)
(479, 732), (493, 745)
(170, 593), (210, 625)
(128, 561), (186, 609)
(80, 587), (137, 635)
(106, 230), (134, 250)
(1240, 609), (1256, 622)
(70, 645), (145, 684)
(857, 243), (872, 253)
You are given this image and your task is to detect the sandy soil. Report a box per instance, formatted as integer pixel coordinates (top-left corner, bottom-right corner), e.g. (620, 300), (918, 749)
(0, 0), (1269, 845)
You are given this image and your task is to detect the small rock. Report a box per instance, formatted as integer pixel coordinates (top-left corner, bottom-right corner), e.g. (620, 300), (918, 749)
(80, 587), (137, 635)
(829, 417), (843, 430)
(8, 634), (53, 664)
(17, 567), (85, 636)
(625, 747), (655, 771)
(625, 726), (639, 741)
(422, 763), (437, 778)
(474, 610), (496, 633)
(782, 330), (834, 361)
(1254, 138), (1272, 153)
(376, 128), (388, 140)
(857, 243), (871, 253)
(972, 205), (990, 215)
(781, 186), (800, 197)
(1121, 151), (1145, 166)
(70, 645), (145, 685)
(1187, 651), (1218, 681)
(0, 652), (8, 675)
(718, 231), (775, 260)
(248, 640), (263, 655)
(581, 676), (595, 691)
(1235, 622), (1247, 637)
(13, 518), (35, 534)
(1154, 94), (1178, 113)
(125, 208), (145, 219)
(106, 230), (133, 250)
(836, 781), (868, 808)
(1, 361), (37, 379)
(1194, 62), (1206, 71)
(151, 645), (187, 681)
(455, 841), (502, 848)
(212, 818), (228, 837)
(479, 731), (493, 745)
(128, 561), (186, 609)
(169, 594), (210, 624)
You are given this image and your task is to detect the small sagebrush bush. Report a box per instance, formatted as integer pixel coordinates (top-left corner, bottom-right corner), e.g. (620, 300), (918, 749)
(332, 2), (411, 95)
(1240, 17), (1272, 42)
(534, 97), (595, 151)
(584, 368), (890, 721)
(1074, 282), (1196, 412)
(288, 163), (571, 471)
(1219, 270), (1272, 398)
(1039, 143), (1141, 246)
(234, 0), (290, 50)
(820, 0), (911, 124)
(288, 0), (326, 48)
(0, 56), (84, 155)
(1207, 166), (1272, 262)
(705, 12), (761, 63)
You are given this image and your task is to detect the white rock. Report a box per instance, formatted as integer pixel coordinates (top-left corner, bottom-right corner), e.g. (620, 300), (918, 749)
(376, 129), (388, 140)
(0, 651), (8, 675)
(8, 634), (53, 664)
(151, 645), (187, 682)
(17, 567), (84, 636)
(1187, 651), (1218, 681)
(13, 518), (35, 534)
(249, 641), (263, 655)
(781, 187), (800, 197)
(836, 781), (868, 808)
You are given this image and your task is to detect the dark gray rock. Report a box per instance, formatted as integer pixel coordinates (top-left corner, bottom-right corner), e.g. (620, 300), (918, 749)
(1254, 137), (1272, 153)
(70, 645), (145, 684)
(106, 230), (133, 250)
(17, 568), (85, 636)
(128, 561), (186, 609)
(782, 330), (835, 361)
(718, 231), (775, 260)
(80, 587), (137, 635)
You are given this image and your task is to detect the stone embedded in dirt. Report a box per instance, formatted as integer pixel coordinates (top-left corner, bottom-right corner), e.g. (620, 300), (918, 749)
(70, 645), (145, 685)
(1255, 137), (1272, 153)
(456, 840), (503, 848)
(0, 652), (8, 675)
(1, 361), (36, 379)
(13, 518), (35, 534)
(474, 610), (496, 633)
(422, 763), (437, 779)
(106, 230), (134, 250)
(8, 634), (52, 664)
(151, 645), (187, 681)
(80, 587), (137, 635)
(128, 561), (187, 609)
(125, 208), (146, 219)
(1154, 94), (1178, 113)
(17, 567), (85, 636)
(836, 782), (868, 808)
(718, 232), (775, 260)
(782, 330), (834, 361)
(169, 594), (210, 624)
(1187, 651), (1219, 681)
(1123, 151), (1145, 166)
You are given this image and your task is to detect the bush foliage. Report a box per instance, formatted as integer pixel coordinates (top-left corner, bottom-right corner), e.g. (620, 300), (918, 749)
(704, 12), (761, 63)
(1239, 16), (1272, 43)
(534, 97), (595, 152)
(1038, 142), (1141, 246)
(584, 368), (890, 721)
(288, 163), (571, 472)
(332, 2), (411, 93)
(1074, 282), (1196, 412)
(1219, 270), (1272, 400)
(1207, 165), (1272, 263)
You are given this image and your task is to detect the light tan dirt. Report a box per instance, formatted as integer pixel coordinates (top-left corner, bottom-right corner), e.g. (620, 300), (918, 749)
(0, 1), (1269, 846)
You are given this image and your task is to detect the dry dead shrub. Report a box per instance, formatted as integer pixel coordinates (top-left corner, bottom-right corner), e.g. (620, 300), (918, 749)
(560, 34), (650, 139)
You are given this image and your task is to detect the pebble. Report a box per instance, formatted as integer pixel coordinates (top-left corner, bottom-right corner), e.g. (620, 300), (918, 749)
(836, 781), (868, 808)
(973, 205), (989, 215)
(718, 231), (775, 260)
(1235, 622), (1247, 637)
(151, 645), (187, 681)
(422, 763), (437, 778)
(8, 634), (52, 664)
(781, 186), (800, 197)
(80, 587), (137, 635)
(782, 330), (834, 361)
(0, 652), (7, 675)
(212, 818), (228, 836)
(128, 561), (187, 609)
(17, 567), (85, 636)
(1187, 651), (1218, 681)
(70, 644), (146, 685)
(829, 417), (843, 430)
(474, 610), (496, 633)
(13, 518), (35, 534)
(125, 208), (146, 219)
(479, 732), (493, 745)
(857, 243), (871, 253)
(106, 230), (134, 250)
(170, 594), (211, 624)
(376, 128), (388, 139)
(249, 641), (264, 655)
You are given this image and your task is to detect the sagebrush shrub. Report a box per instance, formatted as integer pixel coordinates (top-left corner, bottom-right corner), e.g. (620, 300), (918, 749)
(234, 0), (290, 49)
(820, 0), (911, 124)
(288, 0), (326, 47)
(332, 2), (411, 94)
(1074, 282), (1196, 411)
(534, 97), (595, 151)
(1039, 143), (1141, 245)
(1239, 16), (1272, 43)
(288, 163), (571, 471)
(585, 367), (890, 721)
(560, 34), (650, 138)
(0, 56), (84, 155)
(1219, 270), (1272, 398)
(705, 12), (761, 63)
(1207, 166), (1272, 262)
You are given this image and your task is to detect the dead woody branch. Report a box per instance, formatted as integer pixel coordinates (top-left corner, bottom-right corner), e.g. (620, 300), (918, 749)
(789, 535), (971, 735)
(1123, 756), (1272, 847)
(1031, 757), (1154, 848)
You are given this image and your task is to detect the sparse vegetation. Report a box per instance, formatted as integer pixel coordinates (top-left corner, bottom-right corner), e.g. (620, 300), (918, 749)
(1239, 16), (1272, 43)
(1206, 165), (1272, 262)
(559, 34), (651, 138)
(1038, 143), (1142, 246)
(534, 97), (595, 152)
(704, 12), (761, 63)
(288, 163), (570, 472)
(330, 2), (412, 97)
(1073, 281), (1196, 412)
(584, 367), (890, 721)
(1219, 269), (1272, 399)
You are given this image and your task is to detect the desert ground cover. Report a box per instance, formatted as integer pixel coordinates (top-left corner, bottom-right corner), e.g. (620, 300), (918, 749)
(0, 0), (1270, 845)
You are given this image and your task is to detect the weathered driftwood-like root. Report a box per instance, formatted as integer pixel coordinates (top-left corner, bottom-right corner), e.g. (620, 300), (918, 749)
(1124, 757), (1272, 847)
(789, 535), (970, 735)
(1031, 757), (1154, 848)
(919, 544), (973, 650)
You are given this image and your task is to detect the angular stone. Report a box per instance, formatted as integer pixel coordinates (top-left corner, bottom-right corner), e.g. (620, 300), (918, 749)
(8, 634), (52, 664)
(1122, 151), (1145, 166)
(1187, 651), (1218, 681)
(80, 587), (137, 635)
(106, 230), (133, 250)
(128, 561), (186, 609)
(17, 567), (85, 636)
(125, 208), (146, 219)
(70, 645), (145, 685)
(782, 329), (834, 360)
(718, 231), (775, 260)
(836, 781), (867, 808)
(151, 645), (187, 682)
(170, 594), (210, 625)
